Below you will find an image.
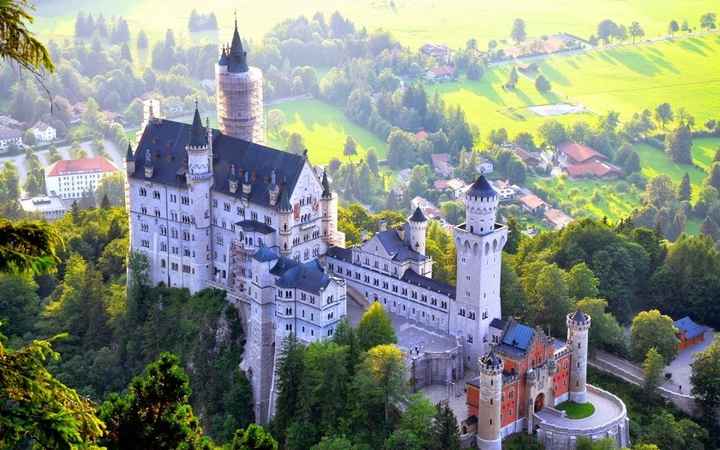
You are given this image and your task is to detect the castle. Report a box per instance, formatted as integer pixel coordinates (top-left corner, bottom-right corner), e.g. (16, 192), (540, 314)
(126, 22), (629, 449)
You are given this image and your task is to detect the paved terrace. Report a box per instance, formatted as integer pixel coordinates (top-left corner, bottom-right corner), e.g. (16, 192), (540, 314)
(535, 388), (623, 430)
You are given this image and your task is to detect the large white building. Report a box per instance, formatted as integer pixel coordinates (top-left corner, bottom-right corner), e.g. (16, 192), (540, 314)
(126, 21), (522, 437)
(46, 156), (119, 200)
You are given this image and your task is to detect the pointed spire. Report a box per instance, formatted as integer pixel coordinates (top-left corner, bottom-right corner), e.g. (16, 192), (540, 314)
(321, 170), (332, 199)
(125, 142), (133, 161)
(227, 14), (249, 73)
(409, 206), (427, 223)
(189, 101), (207, 148)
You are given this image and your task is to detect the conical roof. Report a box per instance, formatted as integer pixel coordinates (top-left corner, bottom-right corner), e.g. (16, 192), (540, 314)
(126, 143), (134, 161)
(227, 18), (249, 73)
(189, 105), (207, 148)
(480, 347), (502, 369)
(278, 186), (292, 212)
(409, 206), (427, 222)
(570, 309), (589, 324)
(467, 175), (497, 198)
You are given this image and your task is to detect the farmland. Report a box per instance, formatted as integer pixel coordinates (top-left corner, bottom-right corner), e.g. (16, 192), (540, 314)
(266, 99), (388, 165)
(33, 0), (718, 50)
(428, 34), (720, 138)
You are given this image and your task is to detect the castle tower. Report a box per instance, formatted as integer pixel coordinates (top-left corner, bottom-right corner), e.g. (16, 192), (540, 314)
(185, 106), (214, 293)
(278, 186), (293, 256)
(477, 349), (503, 450)
(216, 18), (264, 143)
(567, 310), (591, 403)
(320, 171), (339, 246)
(407, 206), (428, 256)
(452, 176), (508, 368)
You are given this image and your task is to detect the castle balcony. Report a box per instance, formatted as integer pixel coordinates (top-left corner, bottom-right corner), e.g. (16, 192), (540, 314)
(189, 172), (213, 181)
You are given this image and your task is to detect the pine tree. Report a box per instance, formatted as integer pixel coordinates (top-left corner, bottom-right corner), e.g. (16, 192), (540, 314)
(665, 125), (693, 164)
(100, 193), (111, 209)
(678, 173), (692, 201)
(707, 163), (720, 190)
(430, 403), (461, 450)
(273, 335), (305, 444)
(701, 216), (720, 241)
(642, 347), (664, 397)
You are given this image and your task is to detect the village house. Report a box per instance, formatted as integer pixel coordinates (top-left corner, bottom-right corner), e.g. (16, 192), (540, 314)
(544, 208), (573, 230)
(29, 121), (57, 143)
(0, 125), (23, 151)
(519, 193), (547, 215)
(410, 196), (442, 220)
(557, 141), (622, 179)
(45, 156), (119, 200)
(674, 316), (706, 351)
(505, 144), (543, 169)
(0, 115), (23, 129)
(425, 65), (456, 82)
(431, 153), (454, 177)
(19, 196), (68, 221)
(433, 178), (467, 198)
(420, 42), (452, 63)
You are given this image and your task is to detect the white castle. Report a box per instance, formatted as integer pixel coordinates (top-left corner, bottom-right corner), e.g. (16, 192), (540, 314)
(127, 22), (629, 449)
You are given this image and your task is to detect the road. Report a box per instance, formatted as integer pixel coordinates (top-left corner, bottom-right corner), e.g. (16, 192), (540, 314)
(0, 139), (123, 189)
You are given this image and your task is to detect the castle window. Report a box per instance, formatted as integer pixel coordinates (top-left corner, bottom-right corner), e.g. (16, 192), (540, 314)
(160, 259), (166, 268)
(212, 199), (217, 207)
(141, 223), (149, 232)
(182, 196), (190, 205)
(141, 207), (147, 215)
(170, 194), (177, 203)
(160, 242), (167, 252)
(154, 209), (160, 217)
(224, 202), (230, 212)
(264, 215), (271, 225)
(141, 240), (150, 248)
(237, 206), (244, 216)
(468, 334), (473, 343)
(139, 187), (147, 197)
(251, 211), (258, 220)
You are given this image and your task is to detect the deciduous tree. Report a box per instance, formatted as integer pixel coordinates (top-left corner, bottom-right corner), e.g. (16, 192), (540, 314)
(630, 309), (679, 363)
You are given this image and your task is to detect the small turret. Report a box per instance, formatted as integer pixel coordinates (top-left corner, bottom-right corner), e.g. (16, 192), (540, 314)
(229, 164), (239, 194)
(268, 169), (280, 206)
(242, 170), (252, 196)
(407, 206), (428, 256)
(143, 148), (154, 178)
(321, 170), (332, 199)
(218, 45), (229, 66)
(567, 310), (591, 404)
(126, 143), (135, 176)
(227, 16), (249, 73)
(278, 185), (292, 213)
(477, 348), (503, 450)
(188, 103), (208, 149)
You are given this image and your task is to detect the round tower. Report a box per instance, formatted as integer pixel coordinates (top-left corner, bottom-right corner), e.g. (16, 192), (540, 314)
(216, 19), (264, 144)
(567, 310), (591, 404)
(185, 106), (214, 292)
(465, 175), (498, 236)
(407, 206), (428, 256)
(477, 349), (503, 450)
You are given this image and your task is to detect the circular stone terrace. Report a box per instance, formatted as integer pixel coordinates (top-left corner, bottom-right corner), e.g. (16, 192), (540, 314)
(533, 385), (630, 449)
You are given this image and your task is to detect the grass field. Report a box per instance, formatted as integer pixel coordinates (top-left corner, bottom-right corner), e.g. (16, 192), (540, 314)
(556, 401), (596, 419)
(429, 34), (720, 138)
(635, 143), (707, 202)
(33, 0), (718, 50)
(267, 99), (388, 165)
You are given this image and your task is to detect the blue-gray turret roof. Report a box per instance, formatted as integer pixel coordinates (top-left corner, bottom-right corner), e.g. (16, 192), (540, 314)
(126, 142), (133, 161)
(321, 170), (332, 199)
(409, 206), (427, 222)
(227, 19), (249, 73)
(276, 259), (331, 294)
(570, 310), (589, 324)
(278, 186), (292, 212)
(467, 175), (496, 198)
(480, 347), (503, 369)
(189, 105), (207, 148)
(218, 46), (228, 66)
(253, 245), (279, 262)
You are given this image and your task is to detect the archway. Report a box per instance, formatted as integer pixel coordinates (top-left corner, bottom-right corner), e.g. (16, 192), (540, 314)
(534, 393), (545, 412)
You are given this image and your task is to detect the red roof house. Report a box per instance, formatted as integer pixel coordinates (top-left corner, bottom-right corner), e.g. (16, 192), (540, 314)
(557, 142), (606, 164)
(47, 156), (118, 177)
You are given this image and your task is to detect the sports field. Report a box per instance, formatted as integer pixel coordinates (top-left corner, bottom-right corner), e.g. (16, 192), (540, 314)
(429, 34), (720, 138)
(33, 0), (717, 49)
(266, 99), (388, 165)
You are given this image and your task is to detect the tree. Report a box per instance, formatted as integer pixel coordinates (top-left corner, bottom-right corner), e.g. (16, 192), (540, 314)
(357, 302), (397, 351)
(511, 18), (527, 43)
(597, 19), (620, 44)
(96, 172), (126, 207)
(273, 334), (305, 444)
(645, 175), (676, 209)
(700, 12), (717, 30)
(535, 74), (551, 92)
(654, 103), (674, 130)
(642, 347), (665, 398)
(577, 437), (616, 450)
(343, 136), (358, 160)
(677, 173), (692, 201)
(538, 119), (567, 148)
(351, 344), (407, 445)
(576, 298), (624, 352)
(523, 263), (573, 335)
(366, 148), (379, 174)
(430, 403), (461, 450)
(691, 336), (720, 421)
(629, 21), (645, 44)
(506, 66), (519, 89)
(0, 0), (54, 72)
(266, 109), (286, 135)
(639, 410), (708, 450)
(286, 132), (305, 155)
(99, 353), (208, 449)
(231, 424), (278, 450)
(0, 335), (104, 449)
(665, 125), (693, 164)
(630, 310), (679, 363)
(706, 162), (720, 190)
(385, 394), (434, 449)
(668, 20), (679, 37)
(565, 262), (599, 300)
(0, 218), (61, 274)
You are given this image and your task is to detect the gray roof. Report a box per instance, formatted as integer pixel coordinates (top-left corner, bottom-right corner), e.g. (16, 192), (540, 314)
(401, 268), (455, 299)
(376, 230), (427, 263)
(223, 19), (249, 73)
(490, 318), (506, 331)
(467, 175), (497, 199)
(189, 106), (207, 148)
(253, 245), (279, 262)
(480, 348), (503, 369)
(409, 206), (427, 222)
(130, 118), (306, 209)
(276, 259), (332, 294)
(569, 310), (589, 324)
(327, 246), (352, 262)
(497, 321), (536, 358)
(237, 219), (275, 234)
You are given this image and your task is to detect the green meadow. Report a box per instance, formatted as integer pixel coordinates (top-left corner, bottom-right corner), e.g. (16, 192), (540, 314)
(266, 99), (388, 165)
(34, 0), (718, 50)
(429, 34), (720, 138)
